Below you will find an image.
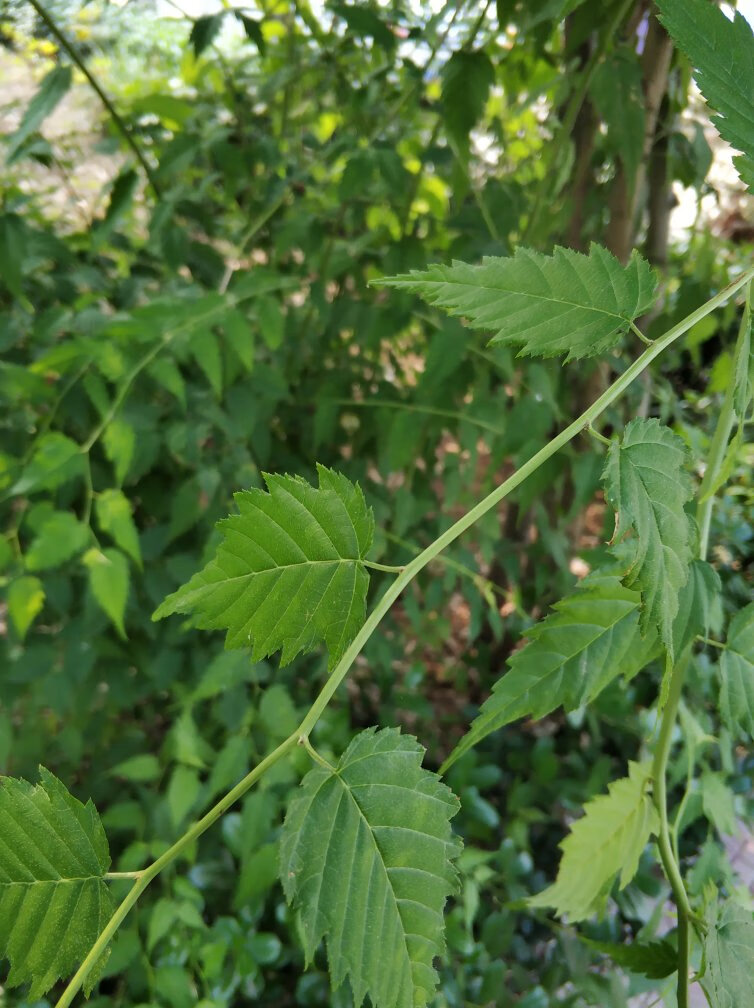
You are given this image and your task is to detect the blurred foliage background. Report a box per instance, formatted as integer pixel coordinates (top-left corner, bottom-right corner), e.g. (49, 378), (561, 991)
(0, 1), (752, 1006)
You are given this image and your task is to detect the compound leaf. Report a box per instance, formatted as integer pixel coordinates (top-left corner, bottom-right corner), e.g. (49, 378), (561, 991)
(443, 571), (659, 770)
(703, 896), (754, 1008)
(376, 243), (657, 360)
(529, 761), (659, 921)
(719, 602), (754, 739)
(656, 0), (754, 193)
(153, 465), (374, 668)
(603, 418), (694, 659)
(280, 728), (461, 1008)
(0, 767), (113, 997)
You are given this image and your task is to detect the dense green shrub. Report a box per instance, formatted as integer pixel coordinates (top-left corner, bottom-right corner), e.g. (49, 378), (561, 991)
(1, 2), (752, 1007)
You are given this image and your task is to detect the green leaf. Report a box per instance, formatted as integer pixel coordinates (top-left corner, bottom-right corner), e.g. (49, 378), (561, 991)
(443, 571), (659, 770)
(0, 213), (29, 299)
(84, 547), (129, 638)
(700, 772), (736, 836)
(153, 465), (374, 669)
(719, 602), (754, 739)
(441, 50), (495, 145)
(376, 244), (658, 360)
(590, 48), (645, 186)
(0, 767), (113, 997)
(108, 753), (161, 783)
(25, 511), (90, 571)
(656, 0), (754, 192)
(671, 559), (722, 657)
(732, 288), (751, 421)
(280, 728), (461, 1008)
(223, 308), (255, 371)
(103, 419), (135, 486)
(235, 12), (266, 54)
(148, 357), (187, 406)
(192, 330), (223, 396)
(189, 13), (224, 57)
(7, 575), (45, 640)
(584, 936), (677, 979)
(96, 489), (142, 567)
(11, 433), (84, 495)
(603, 418), (694, 659)
(529, 761), (659, 921)
(703, 897), (754, 1008)
(5, 65), (72, 164)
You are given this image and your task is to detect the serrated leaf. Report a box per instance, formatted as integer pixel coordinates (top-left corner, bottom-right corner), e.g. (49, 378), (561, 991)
(153, 465), (374, 668)
(11, 433), (84, 496)
(719, 602), (754, 739)
(584, 935), (677, 979)
(703, 897), (754, 1008)
(656, 0), (754, 193)
(5, 65), (72, 164)
(96, 489), (142, 568)
(603, 418), (694, 659)
(443, 571), (659, 770)
(0, 767), (113, 997)
(7, 575), (45, 640)
(376, 244), (658, 361)
(701, 772), (736, 836)
(280, 728), (461, 1008)
(671, 558), (722, 657)
(441, 49), (495, 145)
(25, 511), (90, 571)
(529, 761), (659, 921)
(84, 547), (129, 638)
(103, 418), (135, 486)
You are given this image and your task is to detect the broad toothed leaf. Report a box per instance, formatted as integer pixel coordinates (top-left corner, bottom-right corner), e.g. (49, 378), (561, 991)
(703, 896), (754, 1008)
(442, 571), (659, 770)
(719, 602), (754, 739)
(656, 0), (754, 193)
(280, 728), (461, 1008)
(603, 418), (694, 659)
(0, 768), (113, 997)
(529, 761), (658, 921)
(153, 465), (374, 668)
(583, 935), (678, 979)
(376, 243), (657, 360)
(672, 558), (722, 657)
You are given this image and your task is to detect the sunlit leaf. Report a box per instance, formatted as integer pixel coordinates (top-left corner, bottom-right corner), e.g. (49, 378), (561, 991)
(377, 244), (657, 360)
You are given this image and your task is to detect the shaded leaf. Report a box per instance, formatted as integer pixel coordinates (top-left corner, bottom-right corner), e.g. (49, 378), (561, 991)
(377, 244), (658, 360)
(584, 935), (677, 979)
(443, 571), (659, 770)
(5, 65), (72, 164)
(656, 0), (754, 192)
(0, 767), (112, 997)
(529, 761), (659, 920)
(719, 602), (754, 739)
(441, 50), (495, 145)
(84, 547), (129, 638)
(235, 12), (266, 54)
(590, 47), (645, 186)
(154, 465), (374, 668)
(703, 897), (754, 1008)
(603, 418), (694, 659)
(189, 14), (224, 57)
(280, 728), (461, 1008)
(0, 213), (28, 299)
(671, 559), (722, 656)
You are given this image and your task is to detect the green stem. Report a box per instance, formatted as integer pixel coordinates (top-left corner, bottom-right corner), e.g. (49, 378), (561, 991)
(55, 732), (299, 1008)
(696, 282), (751, 560)
(523, 0), (635, 245)
(298, 266), (754, 740)
(25, 0), (160, 196)
(299, 734), (337, 772)
(630, 320), (654, 346)
(363, 560), (405, 574)
(652, 650), (692, 1008)
(57, 265), (753, 1005)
